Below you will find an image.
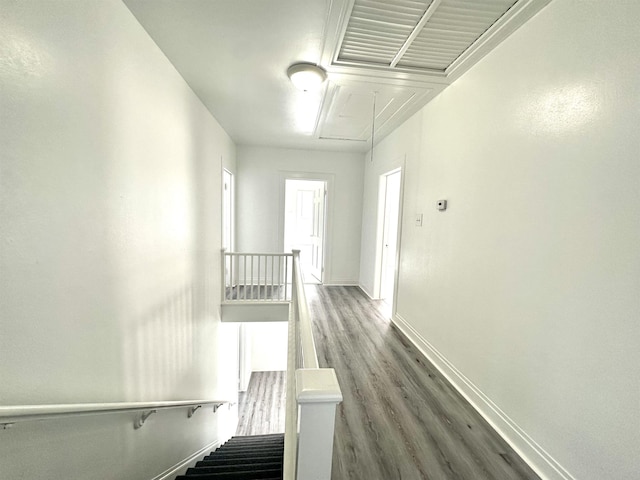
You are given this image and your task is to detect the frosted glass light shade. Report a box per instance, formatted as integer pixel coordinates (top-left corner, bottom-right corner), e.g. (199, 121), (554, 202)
(287, 63), (327, 91)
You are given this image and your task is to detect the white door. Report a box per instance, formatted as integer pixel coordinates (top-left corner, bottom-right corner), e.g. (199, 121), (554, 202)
(284, 179), (326, 284)
(309, 184), (326, 283)
(380, 170), (402, 303)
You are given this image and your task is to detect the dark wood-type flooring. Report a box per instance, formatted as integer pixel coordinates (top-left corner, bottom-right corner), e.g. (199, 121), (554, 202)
(235, 286), (540, 479)
(236, 371), (286, 436)
(307, 285), (540, 480)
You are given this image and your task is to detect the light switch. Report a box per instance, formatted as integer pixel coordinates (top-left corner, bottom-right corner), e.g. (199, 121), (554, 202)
(415, 214), (423, 227)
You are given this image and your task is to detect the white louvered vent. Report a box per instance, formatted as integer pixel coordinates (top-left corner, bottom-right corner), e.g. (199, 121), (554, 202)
(338, 0), (434, 66)
(336, 0), (518, 71)
(398, 0), (518, 69)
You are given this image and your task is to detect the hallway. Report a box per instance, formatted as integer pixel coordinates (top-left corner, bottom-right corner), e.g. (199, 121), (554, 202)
(307, 286), (539, 480)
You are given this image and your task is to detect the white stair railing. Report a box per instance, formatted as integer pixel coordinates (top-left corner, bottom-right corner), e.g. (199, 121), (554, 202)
(222, 250), (293, 302)
(220, 248), (342, 478)
(283, 250), (343, 480)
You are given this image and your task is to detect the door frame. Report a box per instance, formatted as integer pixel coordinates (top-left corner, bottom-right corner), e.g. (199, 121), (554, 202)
(222, 168), (235, 252)
(278, 171), (334, 285)
(374, 166), (405, 315)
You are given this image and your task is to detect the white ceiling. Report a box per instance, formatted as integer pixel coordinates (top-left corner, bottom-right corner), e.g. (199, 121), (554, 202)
(123, 0), (550, 152)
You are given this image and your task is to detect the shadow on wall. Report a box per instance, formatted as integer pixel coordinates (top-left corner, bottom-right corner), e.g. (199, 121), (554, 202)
(123, 282), (198, 400)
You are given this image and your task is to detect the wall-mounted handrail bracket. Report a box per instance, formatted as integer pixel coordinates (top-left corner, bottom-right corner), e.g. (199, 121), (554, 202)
(212, 403), (224, 413)
(1, 423), (14, 430)
(134, 409), (156, 429)
(187, 405), (201, 418)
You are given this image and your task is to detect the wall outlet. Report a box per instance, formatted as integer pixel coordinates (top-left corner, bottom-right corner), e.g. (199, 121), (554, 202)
(437, 199), (447, 211)
(415, 213), (423, 227)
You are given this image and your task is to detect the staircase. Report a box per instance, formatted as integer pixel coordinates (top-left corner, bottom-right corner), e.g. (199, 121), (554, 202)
(176, 433), (284, 480)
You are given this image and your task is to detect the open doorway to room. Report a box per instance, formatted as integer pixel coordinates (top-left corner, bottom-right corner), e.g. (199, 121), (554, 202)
(378, 169), (402, 309)
(283, 179), (327, 284)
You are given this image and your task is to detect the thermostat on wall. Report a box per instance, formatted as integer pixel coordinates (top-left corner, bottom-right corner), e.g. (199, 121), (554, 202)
(437, 199), (447, 211)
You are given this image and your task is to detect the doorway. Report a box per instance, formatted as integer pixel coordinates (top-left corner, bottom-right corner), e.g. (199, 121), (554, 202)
(378, 169), (402, 305)
(222, 169), (234, 252)
(223, 169), (249, 392)
(284, 179), (327, 284)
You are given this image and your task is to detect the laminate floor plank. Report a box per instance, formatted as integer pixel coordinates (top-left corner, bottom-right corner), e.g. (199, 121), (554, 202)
(306, 285), (539, 480)
(236, 371), (286, 436)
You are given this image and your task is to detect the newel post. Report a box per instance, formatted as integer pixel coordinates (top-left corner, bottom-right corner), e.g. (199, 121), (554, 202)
(295, 368), (343, 480)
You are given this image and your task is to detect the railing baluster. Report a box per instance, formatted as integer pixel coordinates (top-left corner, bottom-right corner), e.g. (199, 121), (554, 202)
(243, 254), (247, 300)
(278, 255), (282, 300)
(259, 255), (262, 301)
(271, 255), (275, 301)
(221, 253), (295, 303)
(284, 255), (289, 301)
(263, 255), (267, 301)
(230, 253), (234, 299)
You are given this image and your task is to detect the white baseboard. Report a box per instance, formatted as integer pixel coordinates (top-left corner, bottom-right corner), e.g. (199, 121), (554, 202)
(357, 284), (377, 300)
(322, 281), (359, 286)
(392, 313), (575, 480)
(151, 437), (226, 480)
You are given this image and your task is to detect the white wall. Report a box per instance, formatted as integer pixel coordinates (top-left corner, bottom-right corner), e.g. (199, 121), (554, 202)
(237, 145), (364, 285)
(0, 1), (238, 479)
(249, 322), (288, 372)
(360, 1), (640, 479)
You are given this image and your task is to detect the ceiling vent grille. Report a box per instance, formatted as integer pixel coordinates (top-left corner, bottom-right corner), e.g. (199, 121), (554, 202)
(338, 0), (434, 66)
(337, 0), (518, 71)
(399, 0), (518, 69)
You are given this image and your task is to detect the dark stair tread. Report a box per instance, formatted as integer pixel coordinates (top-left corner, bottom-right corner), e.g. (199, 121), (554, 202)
(178, 434), (284, 480)
(218, 442), (284, 449)
(175, 468), (281, 479)
(222, 439), (284, 447)
(203, 451), (283, 460)
(227, 434), (283, 439)
(223, 438), (284, 446)
(196, 457), (283, 467)
(214, 447), (283, 455)
(225, 434), (283, 443)
(187, 463), (281, 475)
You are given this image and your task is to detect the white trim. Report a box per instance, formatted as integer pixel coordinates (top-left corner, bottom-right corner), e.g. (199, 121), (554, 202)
(151, 439), (224, 480)
(390, 0), (443, 68)
(357, 284), (376, 300)
(322, 281), (359, 287)
(221, 303), (290, 323)
(392, 313), (576, 480)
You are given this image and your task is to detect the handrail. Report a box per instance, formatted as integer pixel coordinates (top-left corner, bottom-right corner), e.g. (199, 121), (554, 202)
(283, 272), (299, 479)
(291, 250), (318, 369)
(224, 251), (294, 256)
(0, 399), (232, 429)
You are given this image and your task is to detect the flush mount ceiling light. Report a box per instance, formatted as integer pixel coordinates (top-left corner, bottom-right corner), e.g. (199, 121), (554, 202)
(287, 63), (327, 91)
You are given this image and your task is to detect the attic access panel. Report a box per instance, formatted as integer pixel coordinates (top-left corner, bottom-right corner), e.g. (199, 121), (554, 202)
(336, 0), (518, 72)
(317, 81), (435, 142)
